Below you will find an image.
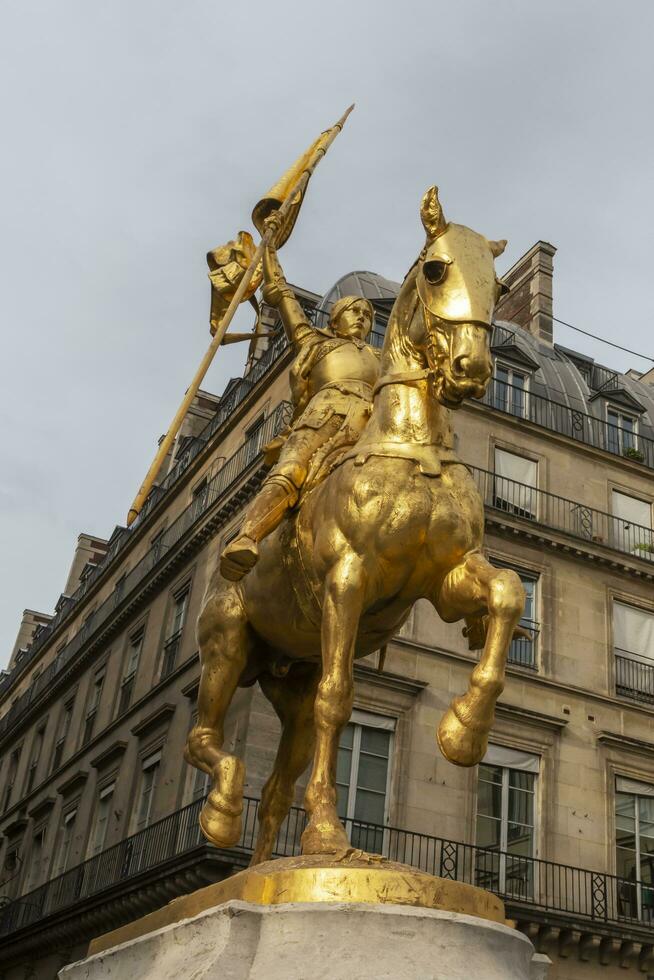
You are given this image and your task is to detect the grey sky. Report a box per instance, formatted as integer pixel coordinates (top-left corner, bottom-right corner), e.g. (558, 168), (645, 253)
(1, 0), (653, 666)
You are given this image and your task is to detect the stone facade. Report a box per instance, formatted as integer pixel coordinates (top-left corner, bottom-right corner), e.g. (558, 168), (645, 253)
(1, 253), (654, 978)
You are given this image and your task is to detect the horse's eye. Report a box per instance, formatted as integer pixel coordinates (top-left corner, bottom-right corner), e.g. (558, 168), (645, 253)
(423, 260), (447, 285)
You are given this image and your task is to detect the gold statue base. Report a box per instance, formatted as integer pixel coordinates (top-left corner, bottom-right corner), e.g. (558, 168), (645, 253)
(89, 852), (506, 956)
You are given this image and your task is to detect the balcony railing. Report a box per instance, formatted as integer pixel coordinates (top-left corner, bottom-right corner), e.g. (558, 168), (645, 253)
(483, 378), (654, 470)
(508, 619), (539, 670)
(2, 795), (653, 940)
(615, 651), (654, 705)
(469, 466), (654, 564)
(0, 404), (292, 746)
(160, 630), (183, 680)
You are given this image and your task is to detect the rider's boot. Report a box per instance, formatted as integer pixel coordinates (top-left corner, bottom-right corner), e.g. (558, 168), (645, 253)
(220, 480), (296, 581)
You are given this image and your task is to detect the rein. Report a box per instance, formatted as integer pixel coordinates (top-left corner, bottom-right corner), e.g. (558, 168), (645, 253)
(372, 368), (434, 397)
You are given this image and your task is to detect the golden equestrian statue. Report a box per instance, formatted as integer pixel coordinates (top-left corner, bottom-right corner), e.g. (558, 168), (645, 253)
(185, 182), (527, 866)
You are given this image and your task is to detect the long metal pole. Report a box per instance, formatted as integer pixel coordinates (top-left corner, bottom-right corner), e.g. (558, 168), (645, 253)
(126, 104), (354, 526)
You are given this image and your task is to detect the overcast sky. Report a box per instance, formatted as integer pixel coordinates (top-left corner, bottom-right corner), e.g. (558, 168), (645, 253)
(1, 1), (653, 666)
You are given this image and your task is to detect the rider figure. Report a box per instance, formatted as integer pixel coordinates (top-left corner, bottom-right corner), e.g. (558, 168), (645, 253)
(220, 214), (380, 581)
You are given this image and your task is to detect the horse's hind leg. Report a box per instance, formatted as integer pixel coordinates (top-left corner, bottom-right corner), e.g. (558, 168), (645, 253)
(185, 586), (251, 847)
(435, 551), (525, 767)
(250, 662), (320, 867)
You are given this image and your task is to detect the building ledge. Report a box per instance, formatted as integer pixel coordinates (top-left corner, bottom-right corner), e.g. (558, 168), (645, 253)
(27, 796), (56, 821)
(496, 701), (568, 733)
(130, 703), (176, 738)
(596, 730), (654, 758)
(56, 769), (89, 797)
(90, 740), (128, 770)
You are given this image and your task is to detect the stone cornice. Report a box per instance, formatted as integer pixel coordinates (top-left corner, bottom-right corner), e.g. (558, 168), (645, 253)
(596, 730), (654, 759)
(130, 704), (176, 739)
(27, 796), (56, 821)
(90, 740), (128, 770)
(56, 769), (89, 798)
(393, 636), (654, 720)
(354, 662), (427, 700)
(495, 701), (568, 733)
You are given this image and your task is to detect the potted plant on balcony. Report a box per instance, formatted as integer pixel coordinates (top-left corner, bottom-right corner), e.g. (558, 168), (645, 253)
(624, 446), (645, 462)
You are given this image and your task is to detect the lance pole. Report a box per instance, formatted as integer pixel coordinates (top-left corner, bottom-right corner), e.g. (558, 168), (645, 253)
(126, 104), (354, 526)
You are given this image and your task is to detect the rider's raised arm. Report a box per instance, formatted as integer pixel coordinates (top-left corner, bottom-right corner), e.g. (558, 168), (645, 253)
(261, 224), (313, 349)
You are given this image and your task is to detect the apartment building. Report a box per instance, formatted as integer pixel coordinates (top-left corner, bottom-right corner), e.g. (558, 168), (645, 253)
(1, 243), (654, 979)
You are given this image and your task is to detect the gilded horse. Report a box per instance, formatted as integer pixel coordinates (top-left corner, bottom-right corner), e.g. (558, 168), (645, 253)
(185, 187), (525, 864)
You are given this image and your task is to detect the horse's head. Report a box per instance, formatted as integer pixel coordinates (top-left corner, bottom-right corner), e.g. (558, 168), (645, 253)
(413, 186), (508, 408)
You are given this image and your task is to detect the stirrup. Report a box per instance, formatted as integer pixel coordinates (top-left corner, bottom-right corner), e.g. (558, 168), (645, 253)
(220, 534), (259, 581)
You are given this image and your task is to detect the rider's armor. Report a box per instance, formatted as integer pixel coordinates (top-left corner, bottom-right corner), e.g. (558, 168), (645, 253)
(219, 245), (379, 582)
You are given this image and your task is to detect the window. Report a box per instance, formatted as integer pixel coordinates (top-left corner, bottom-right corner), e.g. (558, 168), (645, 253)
(191, 479), (209, 517)
(494, 567), (539, 670)
(24, 725), (45, 795)
(160, 588), (189, 679)
(52, 697), (74, 772)
(337, 711), (394, 852)
(82, 668), (105, 745)
(133, 751), (161, 834)
(3, 745), (22, 813)
(493, 449), (537, 519)
(493, 364), (529, 419)
(118, 631), (144, 715)
(611, 491), (653, 558)
(475, 744), (538, 898)
(52, 808), (77, 877)
(87, 782), (115, 858)
(113, 573), (126, 606)
(150, 527), (166, 562)
(244, 414), (266, 465)
(607, 408), (639, 457)
(614, 601), (654, 703)
(615, 777), (654, 921)
(23, 825), (47, 892)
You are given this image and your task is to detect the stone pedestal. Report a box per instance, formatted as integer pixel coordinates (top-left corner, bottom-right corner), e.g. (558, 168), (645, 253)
(60, 900), (550, 980)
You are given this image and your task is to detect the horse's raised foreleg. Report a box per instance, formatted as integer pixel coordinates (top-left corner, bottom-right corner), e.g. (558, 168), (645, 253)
(435, 551), (525, 767)
(185, 586), (251, 847)
(301, 555), (365, 855)
(250, 662), (320, 866)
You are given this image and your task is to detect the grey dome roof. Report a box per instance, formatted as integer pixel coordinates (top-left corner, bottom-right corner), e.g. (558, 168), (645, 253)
(317, 269), (654, 440)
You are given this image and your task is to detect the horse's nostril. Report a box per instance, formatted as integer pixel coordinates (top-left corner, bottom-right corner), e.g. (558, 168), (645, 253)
(452, 355), (469, 377)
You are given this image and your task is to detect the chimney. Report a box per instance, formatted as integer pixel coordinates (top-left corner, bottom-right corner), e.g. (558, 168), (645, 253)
(9, 610), (53, 668)
(64, 533), (109, 596)
(495, 241), (556, 345)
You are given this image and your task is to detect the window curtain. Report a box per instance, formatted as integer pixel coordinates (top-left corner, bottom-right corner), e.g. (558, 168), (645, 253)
(484, 743), (540, 773)
(494, 449), (538, 487)
(613, 602), (654, 660)
(612, 491), (652, 529)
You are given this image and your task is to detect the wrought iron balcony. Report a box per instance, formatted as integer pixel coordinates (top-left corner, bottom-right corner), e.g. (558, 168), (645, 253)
(160, 630), (183, 681)
(469, 466), (654, 565)
(482, 378), (654, 470)
(615, 651), (654, 705)
(0, 404), (292, 747)
(508, 619), (539, 670)
(1, 795), (653, 943)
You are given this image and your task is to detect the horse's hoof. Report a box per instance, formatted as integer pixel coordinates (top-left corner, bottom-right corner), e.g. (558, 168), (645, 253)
(437, 707), (488, 767)
(220, 535), (259, 582)
(200, 792), (243, 848)
(301, 819), (350, 856)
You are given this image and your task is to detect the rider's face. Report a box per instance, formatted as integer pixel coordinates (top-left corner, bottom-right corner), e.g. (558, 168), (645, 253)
(334, 301), (373, 340)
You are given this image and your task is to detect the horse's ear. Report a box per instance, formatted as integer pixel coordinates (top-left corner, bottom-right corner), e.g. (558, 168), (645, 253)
(489, 239), (507, 258)
(420, 186), (447, 242)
